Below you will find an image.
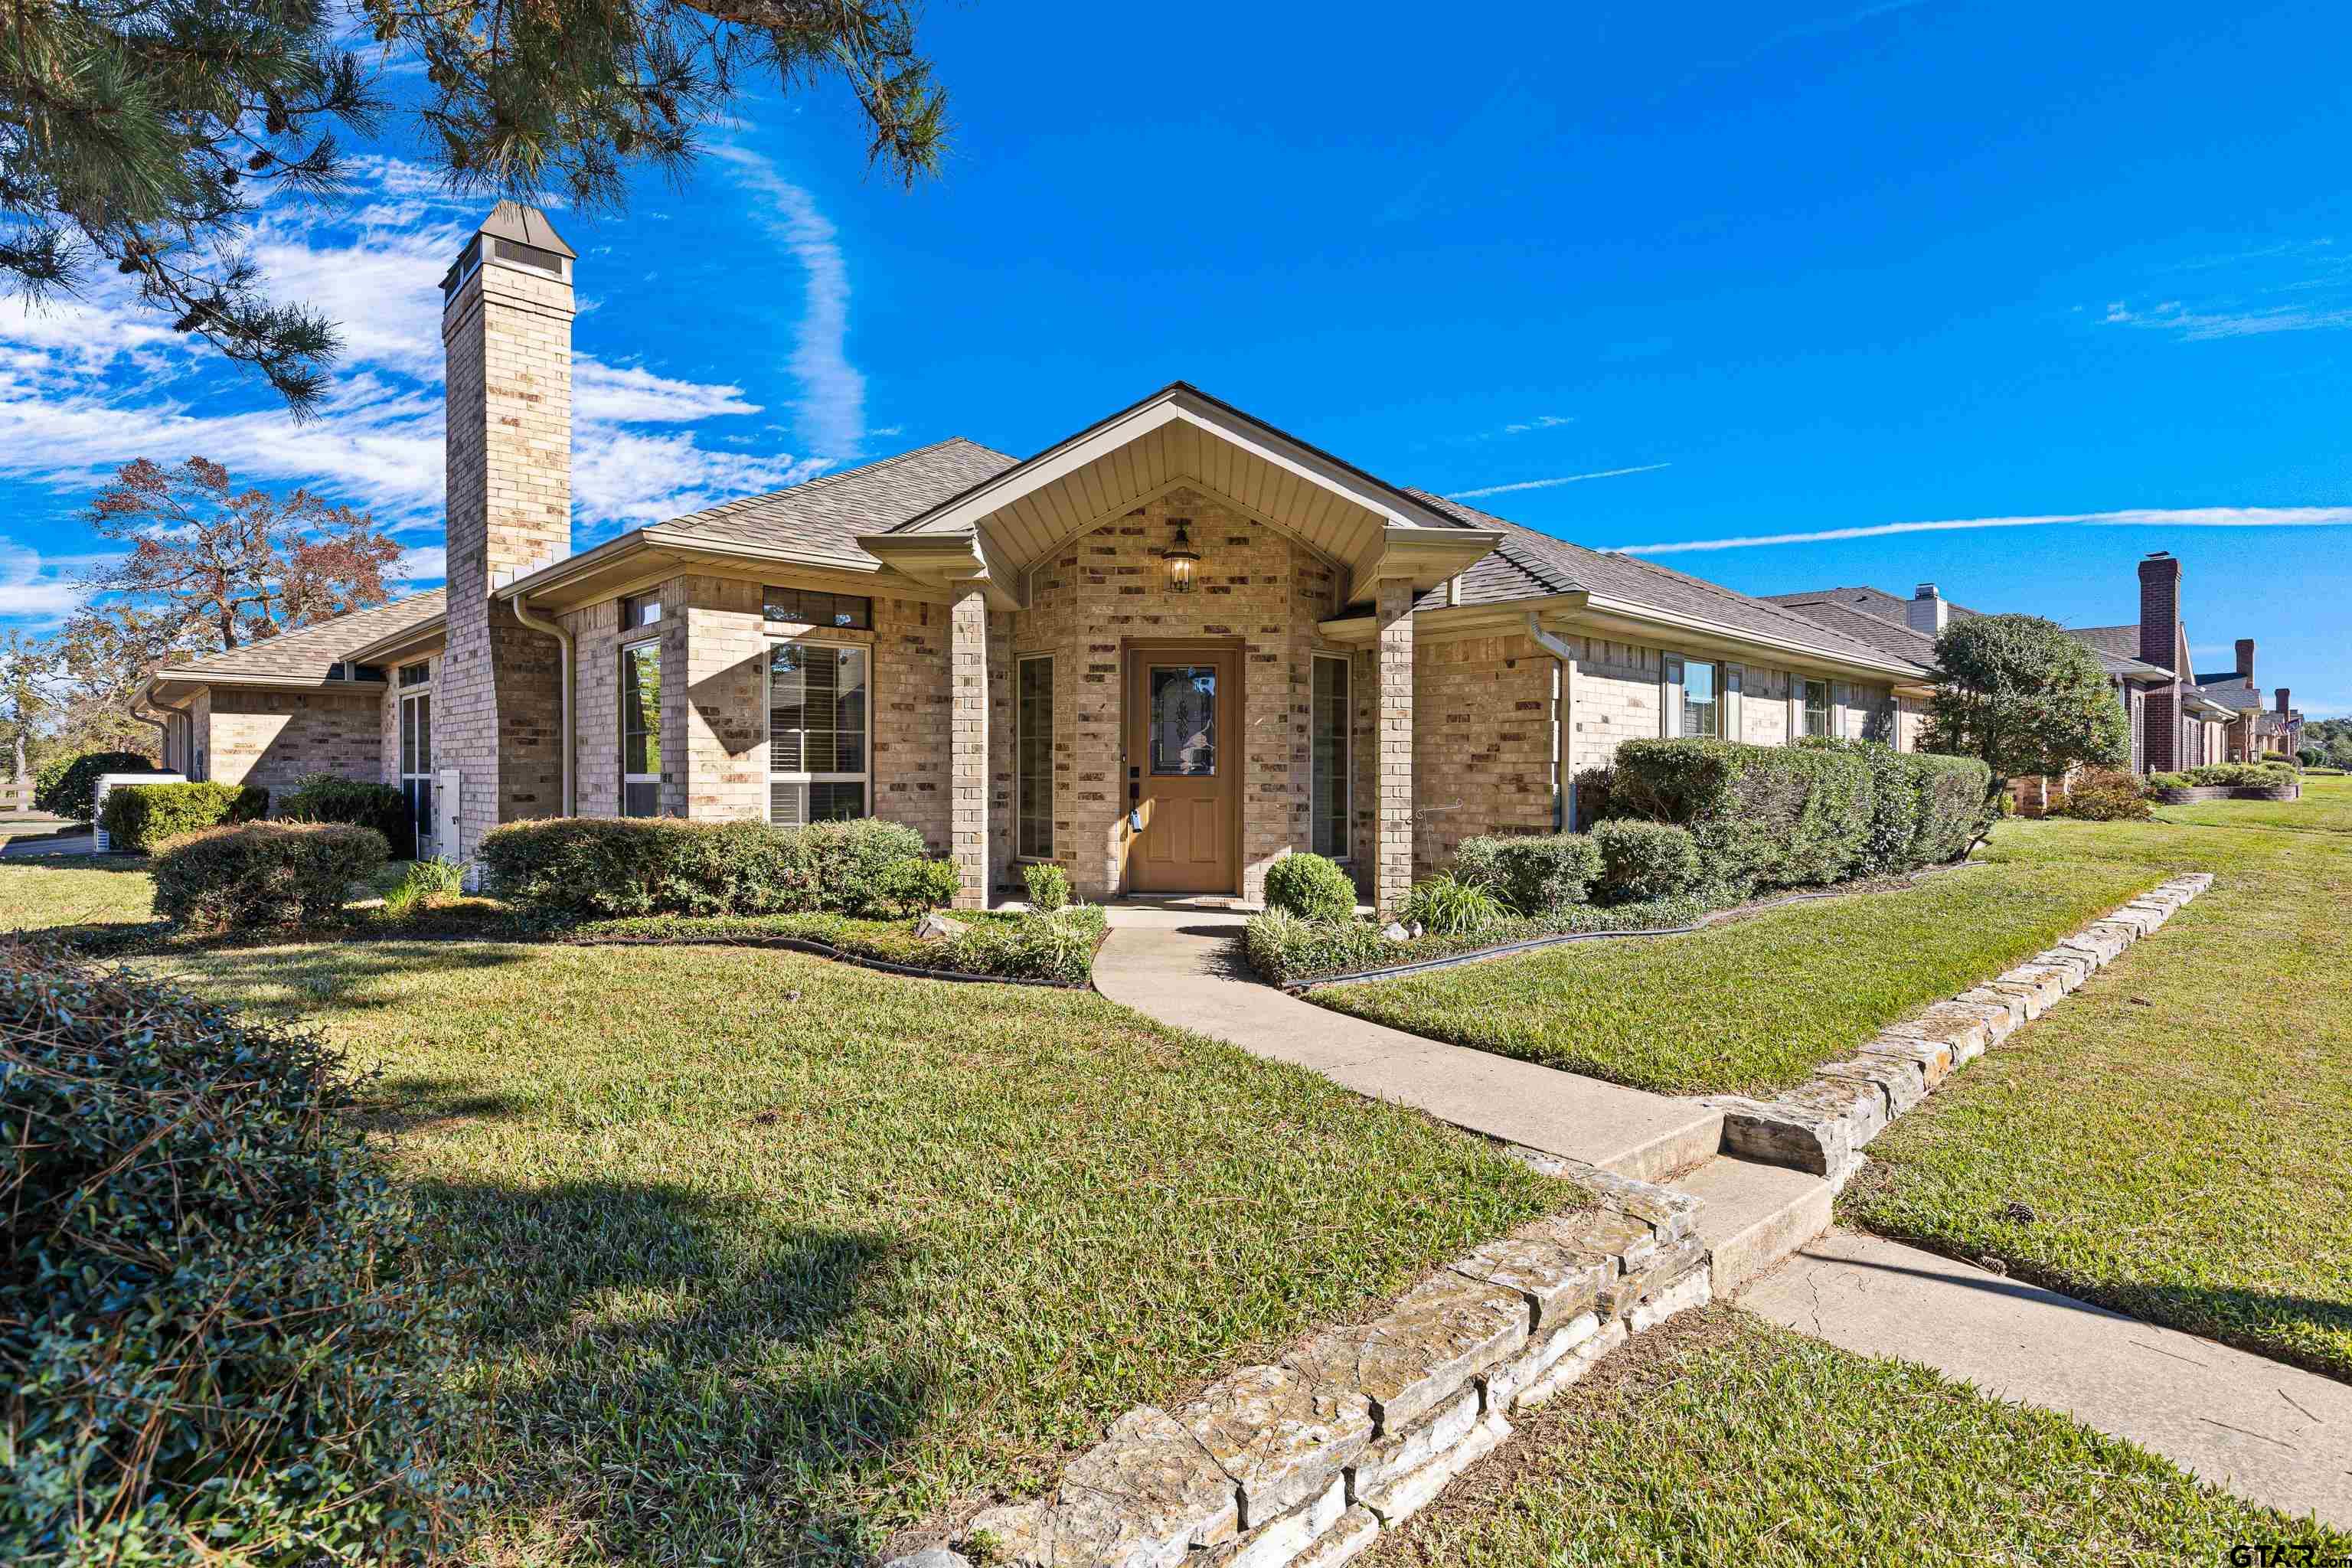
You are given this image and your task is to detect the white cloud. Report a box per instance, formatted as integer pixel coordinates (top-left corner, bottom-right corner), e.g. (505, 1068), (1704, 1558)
(574, 361), (762, 424)
(1448, 462), (1671, 499)
(0, 538), (98, 625)
(1502, 414), (1574, 435)
(1609, 505), (2352, 555)
(2101, 296), (2352, 339)
(709, 143), (864, 459)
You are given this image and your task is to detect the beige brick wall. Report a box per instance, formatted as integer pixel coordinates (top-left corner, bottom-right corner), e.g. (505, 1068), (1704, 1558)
(565, 599), (626, 819)
(1413, 629), (1555, 877)
(377, 648), (443, 788)
(200, 688), (381, 801)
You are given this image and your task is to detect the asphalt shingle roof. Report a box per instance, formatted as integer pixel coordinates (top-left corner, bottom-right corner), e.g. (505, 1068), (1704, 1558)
(655, 438), (1019, 562)
(157, 590), (447, 684)
(2191, 676), (2265, 712)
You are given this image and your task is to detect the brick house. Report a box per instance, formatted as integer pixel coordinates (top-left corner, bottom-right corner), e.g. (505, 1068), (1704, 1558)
(142, 204), (1941, 912)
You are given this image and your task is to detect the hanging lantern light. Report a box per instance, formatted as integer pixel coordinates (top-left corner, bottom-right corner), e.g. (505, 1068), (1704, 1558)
(1163, 518), (1201, 594)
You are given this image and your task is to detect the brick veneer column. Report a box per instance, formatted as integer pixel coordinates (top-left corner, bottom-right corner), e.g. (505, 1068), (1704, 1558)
(950, 585), (991, 908)
(1374, 575), (1416, 916)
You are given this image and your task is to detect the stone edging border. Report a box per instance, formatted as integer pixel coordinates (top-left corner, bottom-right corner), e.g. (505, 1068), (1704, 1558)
(884, 1160), (1712, 1568)
(1703, 872), (2215, 1180)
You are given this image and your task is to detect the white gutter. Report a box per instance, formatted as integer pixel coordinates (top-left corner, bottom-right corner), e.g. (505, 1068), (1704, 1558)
(510, 593), (577, 815)
(1525, 612), (1578, 831)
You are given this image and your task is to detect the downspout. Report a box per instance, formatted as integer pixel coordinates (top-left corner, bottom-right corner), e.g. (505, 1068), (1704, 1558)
(510, 593), (577, 815)
(1525, 612), (1577, 831)
(126, 686), (169, 763)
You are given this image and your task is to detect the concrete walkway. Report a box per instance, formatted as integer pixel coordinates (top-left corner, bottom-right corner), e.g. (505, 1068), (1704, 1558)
(1746, 1228), (2352, 1527)
(1093, 901), (1722, 1182)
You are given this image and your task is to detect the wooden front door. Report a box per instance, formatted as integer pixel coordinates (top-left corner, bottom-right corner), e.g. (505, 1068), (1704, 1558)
(1125, 648), (1239, 893)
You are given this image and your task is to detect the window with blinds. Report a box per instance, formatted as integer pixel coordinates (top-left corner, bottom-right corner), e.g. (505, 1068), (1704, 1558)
(1311, 655), (1351, 858)
(1681, 660), (1721, 739)
(769, 642), (868, 823)
(1016, 655), (1053, 858)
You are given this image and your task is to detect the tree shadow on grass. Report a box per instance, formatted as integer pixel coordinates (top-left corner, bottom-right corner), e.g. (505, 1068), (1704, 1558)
(416, 1174), (934, 1563)
(164, 939), (534, 1014)
(359, 1072), (529, 1135)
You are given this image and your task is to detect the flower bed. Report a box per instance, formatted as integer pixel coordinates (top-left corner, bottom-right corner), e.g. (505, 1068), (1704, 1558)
(561, 906), (1108, 987)
(2152, 782), (2301, 804)
(1246, 895), (1716, 988)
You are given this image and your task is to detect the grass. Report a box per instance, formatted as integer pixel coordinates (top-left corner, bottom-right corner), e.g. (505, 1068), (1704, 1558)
(1844, 774), (2352, 1380)
(0, 851), (153, 929)
(1368, 1307), (2350, 1566)
(60, 915), (1565, 1563)
(1310, 854), (2162, 1097)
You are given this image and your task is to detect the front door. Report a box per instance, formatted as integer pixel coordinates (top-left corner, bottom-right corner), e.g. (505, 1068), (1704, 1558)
(1125, 648), (1239, 893)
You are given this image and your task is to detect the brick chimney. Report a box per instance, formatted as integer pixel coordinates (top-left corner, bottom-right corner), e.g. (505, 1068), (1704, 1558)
(1906, 583), (1947, 636)
(438, 201), (576, 864)
(2236, 638), (2256, 684)
(2278, 687), (2292, 716)
(2138, 551), (2183, 772)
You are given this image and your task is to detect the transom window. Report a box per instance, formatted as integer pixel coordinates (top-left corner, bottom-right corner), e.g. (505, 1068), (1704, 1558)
(1803, 679), (1832, 739)
(1681, 660), (1722, 740)
(1311, 655), (1351, 858)
(397, 661), (431, 688)
(621, 592), (662, 630)
(764, 586), (872, 629)
(1016, 655), (1054, 859)
(621, 642), (662, 816)
(769, 642), (868, 824)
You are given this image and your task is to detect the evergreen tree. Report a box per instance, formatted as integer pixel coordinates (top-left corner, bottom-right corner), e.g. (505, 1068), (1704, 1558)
(1920, 613), (2132, 807)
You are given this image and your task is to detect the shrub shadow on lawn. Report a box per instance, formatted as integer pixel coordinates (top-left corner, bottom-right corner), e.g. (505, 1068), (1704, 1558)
(360, 1072), (530, 1135)
(417, 1174), (934, 1560)
(167, 939), (534, 1013)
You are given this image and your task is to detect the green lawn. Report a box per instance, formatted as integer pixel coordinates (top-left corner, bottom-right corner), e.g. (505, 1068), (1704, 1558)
(1310, 852), (2162, 1097)
(1369, 1307), (2350, 1566)
(1, 871), (1566, 1565)
(0, 851), (153, 929)
(1844, 776), (2352, 1380)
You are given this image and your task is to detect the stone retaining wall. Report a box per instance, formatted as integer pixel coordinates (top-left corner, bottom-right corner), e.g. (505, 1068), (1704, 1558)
(887, 1164), (1711, 1568)
(1706, 873), (2214, 1179)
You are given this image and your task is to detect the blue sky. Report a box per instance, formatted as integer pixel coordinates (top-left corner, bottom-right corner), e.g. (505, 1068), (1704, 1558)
(3, 0), (2346, 713)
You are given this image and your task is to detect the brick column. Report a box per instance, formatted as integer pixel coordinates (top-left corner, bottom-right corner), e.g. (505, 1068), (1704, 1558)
(950, 585), (991, 909)
(1374, 575), (1416, 916)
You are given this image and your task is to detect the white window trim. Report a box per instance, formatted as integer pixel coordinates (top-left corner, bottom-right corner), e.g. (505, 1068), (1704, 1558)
(1310, 652), (1354, 861)
(399, 684), (435, 850)
(1681, 658), (1723, 740)
(1801, 678), (1833, 740)
(620, 635), (662, 815)
(1014, 651), (1054, 862)
(765, 634), (871, 824)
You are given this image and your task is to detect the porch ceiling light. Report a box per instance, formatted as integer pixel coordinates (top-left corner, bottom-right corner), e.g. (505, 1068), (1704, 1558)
(1164, 517), (1202, 593)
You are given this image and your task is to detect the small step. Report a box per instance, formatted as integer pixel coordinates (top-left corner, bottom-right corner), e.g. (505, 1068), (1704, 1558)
(1679, 1155), (1835, 1297)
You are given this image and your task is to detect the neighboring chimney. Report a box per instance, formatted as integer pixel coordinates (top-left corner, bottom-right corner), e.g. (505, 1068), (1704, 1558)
(1906, 583), (1948, 636)
(2278, 687), (2292, 716)
(438, 201), (576, 865)
(2137, 552), (2183, 773)
(2236, 638), (2256, 684)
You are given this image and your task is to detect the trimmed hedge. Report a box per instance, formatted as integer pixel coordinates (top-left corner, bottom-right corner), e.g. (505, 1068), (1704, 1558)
(279, 773), (416, 858)
(1610, 738), (1871, 890)
(1911, 752), (1993, 864)
(2058, 768), (2152, 822)
(478, 816), (949, 920)
(1264, 852), (1359, 921)
(1453, 832), (1600, 915)
(560, 906), (1108, 987)
(1243, 893), (1715, 986)
(1592, 819), (1704, 901)
(1792, 737), (1990, 875)
(34, 750), (165, 821)
(0, 939), (450, 1562)
(152, 822), (390, 933)
(96, 780), (266, 852)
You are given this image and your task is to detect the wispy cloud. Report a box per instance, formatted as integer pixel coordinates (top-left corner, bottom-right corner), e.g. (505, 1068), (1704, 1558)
(710, 143), (864, 459)
(2102, 296), (2352, 340)
(1448, 462), (1671, 500)
(1494, 414), (1573, 436)
(0, 539), (104, 625)
(2099, 237), (2352, 340)
(1609, 505), (2352, 555)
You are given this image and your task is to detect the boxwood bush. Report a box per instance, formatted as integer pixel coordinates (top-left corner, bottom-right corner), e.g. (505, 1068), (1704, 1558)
(1610, 737), (1872, 889)
(97, 780), (267, 852)
(1592, 818), (1704, 901)
(2057, 767), (2152, 821)
(1911, 752), (1993, 864)
(1263, 851), (1358, 921)
(34, 750), (165, 821)
(279, 773), (416, 858)
(152, 821), (390, 933)
(0, 939), (451, 1563)
(479, 816), (946, 920)
(1452, 831), (1600, 914)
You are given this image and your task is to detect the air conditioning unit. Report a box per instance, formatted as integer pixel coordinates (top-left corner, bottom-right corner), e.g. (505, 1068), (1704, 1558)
(93, 773), (185, 854)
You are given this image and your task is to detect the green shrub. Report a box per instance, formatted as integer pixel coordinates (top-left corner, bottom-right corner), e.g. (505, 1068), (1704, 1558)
(1403, 874), (1506, 936)
(1610, 738), (1871, 888)
(2301, 747), (2326, 769)
(479, 816), (937, 921)
(97, 780), (267, 851)
(1910, 752), (1993, 863)
(2146, 771), (2192, 791)
(939, 905), (1106, 986)
(0, 939), (451, 1562)
(1263, 851), (1359, 921)
(279, 773), (415, 857)
(1570, 765), (1614, 831)
(2057, 768), (2152, 822)
(1022, 861), (1071, 912)
(152, 821), (389, 933)
(1592, 818), (1704, 902)
(34, 750), (163, 820)
(1453, 832), (1600, 913)
(1792, 737), (1916, 876)
(1240, 893), (1720, 986)
(883, 858), (965, 915)
(2184, 761), (2296, 788)
(379, 856), (466, 923)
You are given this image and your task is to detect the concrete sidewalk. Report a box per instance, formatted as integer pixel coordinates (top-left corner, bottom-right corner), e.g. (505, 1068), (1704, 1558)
(1093, 902), (1721, 1182)
(1745, 1228), (2352, 1528)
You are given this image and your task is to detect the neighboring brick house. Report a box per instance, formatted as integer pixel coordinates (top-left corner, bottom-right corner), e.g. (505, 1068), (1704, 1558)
(142, 203), (1940, 912)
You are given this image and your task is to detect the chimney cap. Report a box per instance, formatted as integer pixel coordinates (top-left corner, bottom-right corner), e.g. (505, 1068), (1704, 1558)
(474, 200), (576, 260)
(1913, 582), (1939, 599)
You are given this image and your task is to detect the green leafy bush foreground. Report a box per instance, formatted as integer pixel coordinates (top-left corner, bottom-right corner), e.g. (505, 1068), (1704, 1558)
(153, 822), (390, 933)
(1264, 852), (1359, 920)
(479, 816), (957, 920)
(0, 939), (451, 1564)
(97, 780), (267, 851)
(279, 773), (416, 858)
(1245, 895), (1713, 986)
(568, 906), (1109, 986)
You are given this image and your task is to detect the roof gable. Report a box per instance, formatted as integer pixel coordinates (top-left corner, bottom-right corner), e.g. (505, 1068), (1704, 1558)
(154, 590), (448, 688)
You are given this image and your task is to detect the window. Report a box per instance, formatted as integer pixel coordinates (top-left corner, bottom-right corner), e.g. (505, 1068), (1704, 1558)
(1311, 655), (1351, 858)
(1148, 665), (1218, 776)
(1803, 679), (1831, 739)
(400, 688), (434, 853)
(621, 642), (662, 816)
(1681, 660), (1721, 739)
(398, 661), (431, 688)
(769, 642), (868, 823)
(622, 592), (662, 630)
(764, 586), (871, 629)
(1016, 655), (1054, 859)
